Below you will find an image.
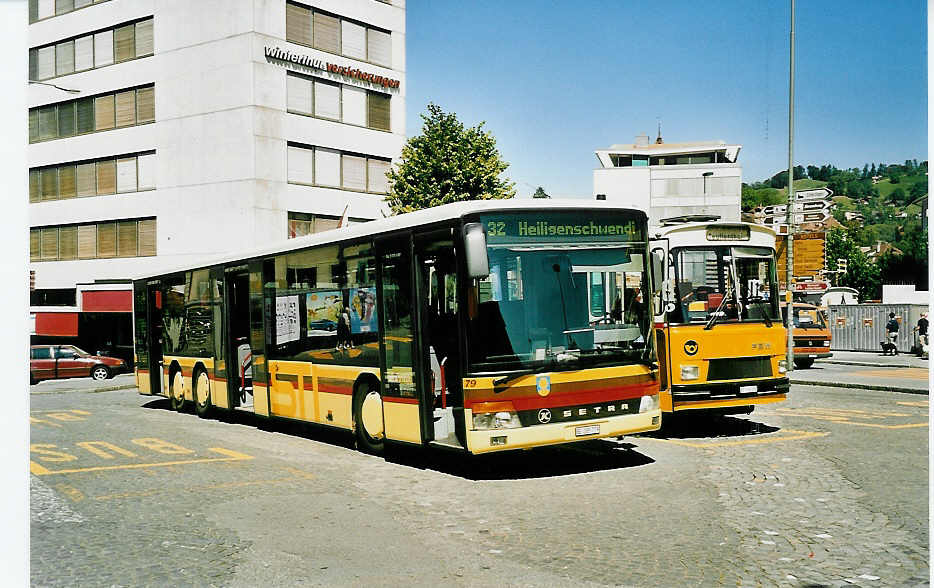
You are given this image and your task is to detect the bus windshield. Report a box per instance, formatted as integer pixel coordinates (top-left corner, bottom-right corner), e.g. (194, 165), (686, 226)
(466, 212), (651, 373)
(671, 246), (779, 326)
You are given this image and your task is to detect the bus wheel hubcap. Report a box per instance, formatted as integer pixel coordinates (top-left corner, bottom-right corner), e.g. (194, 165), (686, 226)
(360, 391), (384, 440)
(197, 372), (209, 407)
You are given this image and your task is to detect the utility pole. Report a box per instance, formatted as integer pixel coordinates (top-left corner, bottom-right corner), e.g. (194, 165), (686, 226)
(785, 0), (796, 372)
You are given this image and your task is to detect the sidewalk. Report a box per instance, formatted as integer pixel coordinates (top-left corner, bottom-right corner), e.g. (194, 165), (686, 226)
(29, 373), (138, 395)
(817, 350), (928, 369)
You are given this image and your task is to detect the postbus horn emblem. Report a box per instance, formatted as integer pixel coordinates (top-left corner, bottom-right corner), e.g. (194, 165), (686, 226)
(684, 340), (699, 356)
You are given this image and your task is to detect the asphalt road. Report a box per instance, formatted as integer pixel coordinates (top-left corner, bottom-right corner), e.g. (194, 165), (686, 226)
(791, 362), (929, 394)
(30, 384), (928, 587)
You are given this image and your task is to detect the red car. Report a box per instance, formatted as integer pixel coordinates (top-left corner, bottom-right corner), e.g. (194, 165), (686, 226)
(30, 345), (126, 384)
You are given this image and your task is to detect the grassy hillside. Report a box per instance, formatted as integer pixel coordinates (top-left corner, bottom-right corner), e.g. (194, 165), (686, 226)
(873, 174), (927, 201)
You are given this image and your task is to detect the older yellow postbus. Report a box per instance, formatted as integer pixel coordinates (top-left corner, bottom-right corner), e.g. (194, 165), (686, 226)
(132, 200), (662, 455)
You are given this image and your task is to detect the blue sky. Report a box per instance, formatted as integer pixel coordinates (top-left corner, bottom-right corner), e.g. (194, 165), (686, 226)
(406, 1), (928, 197)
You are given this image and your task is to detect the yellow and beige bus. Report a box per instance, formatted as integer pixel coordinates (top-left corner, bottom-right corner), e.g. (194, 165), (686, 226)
(132, 200), (662, 455)
(645, 217), (789, 417)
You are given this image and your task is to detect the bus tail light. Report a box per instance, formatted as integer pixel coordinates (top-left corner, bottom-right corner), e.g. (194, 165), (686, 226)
(472, 402), (522, 430)
(639, 393), (659, 413)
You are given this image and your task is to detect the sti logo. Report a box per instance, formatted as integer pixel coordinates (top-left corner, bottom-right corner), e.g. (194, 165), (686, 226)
(684, 340), (699, 356)
(536, 375), (551, 397)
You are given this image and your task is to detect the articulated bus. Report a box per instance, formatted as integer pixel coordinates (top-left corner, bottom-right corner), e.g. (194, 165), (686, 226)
(132, 200), (662, 455)
(646, 218), (789, 416)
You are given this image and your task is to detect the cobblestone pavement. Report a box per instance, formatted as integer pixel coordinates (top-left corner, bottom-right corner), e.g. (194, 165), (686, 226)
(29, 384), (928, 586)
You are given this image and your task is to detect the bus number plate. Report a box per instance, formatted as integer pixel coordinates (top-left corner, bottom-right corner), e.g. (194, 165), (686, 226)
(575, 424), (600, 437)
(740, 385), (757, 395)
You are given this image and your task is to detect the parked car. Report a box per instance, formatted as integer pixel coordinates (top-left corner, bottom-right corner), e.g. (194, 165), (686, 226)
(308, 318), (337, 332)
(30, 345), (126, 384)
(780, 303), (833, 369)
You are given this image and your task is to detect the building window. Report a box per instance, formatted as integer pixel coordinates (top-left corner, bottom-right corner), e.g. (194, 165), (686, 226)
(30, 218), (156, 262)
(287, 212), (369, 239)
(29, 85), (155, 143)
(29, 17), (153, 82)
(286, 72), (391, 132)
(287, 143), (391, 194)
(30, 0), (111, 23)
(286, 2), (392, 68)
(29, 152), (156, 203)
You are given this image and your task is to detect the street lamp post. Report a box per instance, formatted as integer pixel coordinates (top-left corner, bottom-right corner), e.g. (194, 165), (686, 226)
(785, 0), (796, 372)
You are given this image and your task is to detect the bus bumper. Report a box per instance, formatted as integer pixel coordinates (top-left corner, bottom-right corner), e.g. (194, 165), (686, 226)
(795, 349), (832, 359)
(669, 377), (789, 411)
(465, 409), (662, 454)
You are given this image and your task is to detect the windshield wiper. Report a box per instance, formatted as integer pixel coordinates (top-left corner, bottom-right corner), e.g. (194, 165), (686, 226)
(748, 297), (773, 327)
(490, 364), (553, 388)
(704, 283), (733, 331)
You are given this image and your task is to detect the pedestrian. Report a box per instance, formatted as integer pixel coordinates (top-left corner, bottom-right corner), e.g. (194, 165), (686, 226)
(914, 312), (928, 358)
(336, 306), (352, 350)
(884, 312), (900, 356)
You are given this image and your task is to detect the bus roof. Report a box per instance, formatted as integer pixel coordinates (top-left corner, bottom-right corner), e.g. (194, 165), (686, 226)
(653, 221), (777, 249)
(133, 198), (646, 280)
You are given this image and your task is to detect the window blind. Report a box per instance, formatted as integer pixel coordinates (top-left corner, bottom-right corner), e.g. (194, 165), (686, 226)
(115, 90), (136, 127)
(74, 35), (93, 71)
(314, 80), (340, 120)
(75, 0), (91, 7)
(76, 98), (94, 134)
(135, 19), (154, 57)
(57, 102), (75, 137)
(30, 0), (39, 23)
(116, 157), (137, 193)
(59, 226), (77, 260)
(136, 86), (155, 123)
(286, 3), (311, 46)
(58, 165), (77, 199)
(40, 228), (59, 260)
(287, 74), (312, 114)
(341, 21), (366, 60)
(341, 85), (366, 126)
(137, 153), (155, 190)
(114, 24), (135, 62)
(94, 30), (113, 67)
(55, 40), (74, 76)
(77, 225), (97, 259)
(367, 29), (391, 67)
(95, 95), (115, 130)
(314, 148), (340, 187)
(38, 105), (57, 140)
(138, 219), (156, 256)
(29, 110), (39, 143)
(367, 92), (390, 131)
(76, 163), (96, 196)
(29, 170), (40, 203)
(313, 12), (340, 53)
(96, 159), (116, 194)
(288, 146), (315, 184)
(29, 50), (38, 82)
(117, 220), (138, 257)
(30, 230), (40, 261)
(341, 154), (366, 191)
(40, 168), (58, 200)
(55, 0), (73, 14)
(37, 46), (54, 80)
(367, 158), (390, 193)
(97, 222), (116, 258)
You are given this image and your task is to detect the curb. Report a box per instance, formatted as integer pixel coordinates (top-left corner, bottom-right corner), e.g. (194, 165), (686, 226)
(30, 383), (138, 395)
(816, 359), (923, 369)
(791, 379), (928, 395)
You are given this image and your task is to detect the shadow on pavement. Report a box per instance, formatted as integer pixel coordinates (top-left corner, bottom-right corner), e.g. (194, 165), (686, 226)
(642, 414), (779, 440)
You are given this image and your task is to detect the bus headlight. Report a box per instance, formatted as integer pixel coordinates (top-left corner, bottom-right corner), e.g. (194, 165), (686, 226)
(778, 359), (788, 374)
(680, 365), (699, 380)
(823, 340), (831, 347)
(473, 410), (521, 430)
(639, 393), (659, 413)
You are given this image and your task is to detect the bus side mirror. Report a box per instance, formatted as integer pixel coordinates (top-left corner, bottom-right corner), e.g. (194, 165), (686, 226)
(463, 223), (490, 279)
(651, 249), (665, 292)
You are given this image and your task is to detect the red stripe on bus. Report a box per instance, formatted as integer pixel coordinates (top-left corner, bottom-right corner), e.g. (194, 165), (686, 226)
(384, 396), (419, 405)
(318, 383), (352, 395)
(465, 381), (658, 411)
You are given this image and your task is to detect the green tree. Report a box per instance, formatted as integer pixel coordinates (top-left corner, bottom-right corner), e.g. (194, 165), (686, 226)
(532, 186), (550, 199)
(890, 187), (906, 205)
(385, 103), (515, 214)
(908, 180), (927, 201)
(825, 227), (881, 300)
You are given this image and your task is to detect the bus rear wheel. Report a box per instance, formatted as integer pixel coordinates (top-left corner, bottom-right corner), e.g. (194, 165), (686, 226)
(193, 368), (212, 418)
(353, 384), (384, 455)
(170, 370), (187, 412)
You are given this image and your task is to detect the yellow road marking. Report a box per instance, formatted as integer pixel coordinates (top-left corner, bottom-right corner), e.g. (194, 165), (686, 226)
(860, 368), (930, 381)
(29, 417), (61, 427)
(29, 447), (253, 476)
(54, 483), (85, 502)
(30, 409), (91, 415)
(770, 406), (927, 429)
(649, 429), (829, 448)
(897, 400), (929, 407)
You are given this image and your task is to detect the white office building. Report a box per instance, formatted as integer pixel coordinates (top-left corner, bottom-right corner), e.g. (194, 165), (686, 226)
(28, 0), (405, 356)
(593, 134), (742, 229)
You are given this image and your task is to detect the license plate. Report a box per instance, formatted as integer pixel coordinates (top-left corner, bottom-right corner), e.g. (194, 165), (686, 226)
(575, 424), (600, 437)
(809, 354), (817, 358)
(739, 385), (757, 395)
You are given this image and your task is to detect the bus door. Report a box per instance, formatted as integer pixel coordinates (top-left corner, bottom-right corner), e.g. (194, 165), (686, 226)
(376, 235), (427, 445)
(649, 239), (672, 400)
(146, 281), (164, 395)
(414, 231), (464, 449)
(223, 266), (253, 411)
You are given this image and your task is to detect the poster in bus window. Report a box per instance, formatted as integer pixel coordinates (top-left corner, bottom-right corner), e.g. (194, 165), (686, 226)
(350, 287), (378, 333)
(306, 290), (342, 335)
(275, 295), (300, 344)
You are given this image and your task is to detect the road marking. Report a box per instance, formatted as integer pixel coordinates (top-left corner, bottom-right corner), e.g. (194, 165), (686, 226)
(649, 429), (829, 448)
(770, 406), (927, 429)
(859, 368), (929, 381)
(897, 400), (929, 407)
(29, 417), (62, 427)
(31, 409), (91, 415)
(30, 447), (253, 476)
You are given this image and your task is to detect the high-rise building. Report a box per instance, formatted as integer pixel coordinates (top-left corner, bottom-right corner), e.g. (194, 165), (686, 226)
(28, 0), (406, 361)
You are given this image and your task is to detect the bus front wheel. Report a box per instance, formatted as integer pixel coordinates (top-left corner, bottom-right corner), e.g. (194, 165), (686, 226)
(170, 370), (187, 412)
(353, 384), (384, 455)
(193, 368), (212, 418)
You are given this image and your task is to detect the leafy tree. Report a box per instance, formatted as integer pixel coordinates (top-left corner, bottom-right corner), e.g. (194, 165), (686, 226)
(741, 184), (783, 210)
(806, 165), (820, 180)
(909, 180), (927, 201)
(794, 165), (806, 180)
(869, 163), (877, 177)
(532, 186), (550, 199)
(825, 227), (881, 300)
(890, 187), (906, 205)
(385, 103), (515, 214)
(861, 164), (870, 180)
(889, 171), (901, 184)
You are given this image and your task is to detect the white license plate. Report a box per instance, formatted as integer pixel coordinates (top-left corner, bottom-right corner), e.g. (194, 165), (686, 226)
(575, 424), (600, 437)
(740, 385), (757, 394)
(808, 354), (817, 358)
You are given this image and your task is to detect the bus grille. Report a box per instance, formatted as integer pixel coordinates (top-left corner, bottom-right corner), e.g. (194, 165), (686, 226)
(707, 357), (771, 381)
